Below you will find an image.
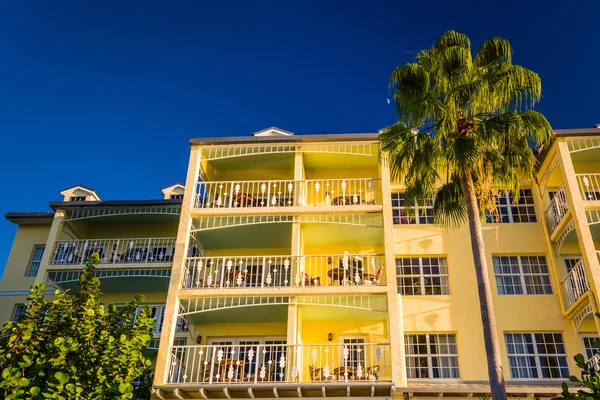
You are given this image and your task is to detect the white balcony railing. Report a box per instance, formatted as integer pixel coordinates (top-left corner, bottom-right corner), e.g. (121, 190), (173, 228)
(545, 185), (569, 234)
(561, 259), (590, 309)
(52, 238), (176, 265)
(168, 343), (390, 385)
(577, 174), (600, 201)
(195, 178), (381, 209)
(589, 354), (600, 372)
(181, 254), (385, 289)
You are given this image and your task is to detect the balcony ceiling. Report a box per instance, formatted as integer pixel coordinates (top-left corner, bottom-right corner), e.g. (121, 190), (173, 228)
(208, 153), (295, 171)
(197, 222), (293, 249)
(300, 305), (388, 322)
(571, 147), (600, 164)
(54, 274), (170, 293)
(186, 304), (288, 324)
(303, 152), (378, 170)
(302, 222), (383, 247)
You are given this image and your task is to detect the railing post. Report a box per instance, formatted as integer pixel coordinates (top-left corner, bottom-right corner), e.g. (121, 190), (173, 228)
(254, 344), (261, 384)
(220, 257), (226, 288)
(209, 347), (216, 384)
(114, 239), (119, 263)
(145, 239), (150, 262)
(228, 182), (234, 208)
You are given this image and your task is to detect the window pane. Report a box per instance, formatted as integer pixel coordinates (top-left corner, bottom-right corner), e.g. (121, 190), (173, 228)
(397, 257), (449, 296)
(406, 334), (459, 380)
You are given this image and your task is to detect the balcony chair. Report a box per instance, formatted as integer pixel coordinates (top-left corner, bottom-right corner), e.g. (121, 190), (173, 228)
(232, 192), (255, 207)
(309, 365), (334, 382)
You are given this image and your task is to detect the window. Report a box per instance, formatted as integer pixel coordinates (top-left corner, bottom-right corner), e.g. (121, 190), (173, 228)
(170, 194), (184, 200)
(396, 257), (450, 295)
(564, 257), (581, 273)
(582, 335), (600, 360)
(486, 189), (537, 223)
(405, 334), (460, 379)
(342, 337), (367, 368)
(391, 193), (434, 224)
(11, 304), (26, 322)
(69, 196), (86, 202)
(26, 246), (45, 277)
(493, 256), (552, 295)
(505, 333), (569, 379)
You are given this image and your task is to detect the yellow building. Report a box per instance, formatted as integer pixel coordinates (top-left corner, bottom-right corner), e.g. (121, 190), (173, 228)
(2, 126), (600, 399)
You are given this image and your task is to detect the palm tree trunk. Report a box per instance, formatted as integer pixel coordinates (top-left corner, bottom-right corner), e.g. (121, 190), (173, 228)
(459, 172), (507, 400)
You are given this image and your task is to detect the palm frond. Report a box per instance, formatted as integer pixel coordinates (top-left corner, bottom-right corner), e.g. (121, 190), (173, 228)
(432, 178), (467, 229)
(474, 37), (512, 68)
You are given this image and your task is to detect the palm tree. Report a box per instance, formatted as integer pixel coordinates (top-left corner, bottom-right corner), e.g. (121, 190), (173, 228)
(379, 31), (552, 400)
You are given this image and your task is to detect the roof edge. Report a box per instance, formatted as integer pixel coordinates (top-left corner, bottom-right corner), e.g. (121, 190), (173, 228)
(5, 212), (55, 225)
(189, 133), (379, 146)
(49, 199), (182, 211)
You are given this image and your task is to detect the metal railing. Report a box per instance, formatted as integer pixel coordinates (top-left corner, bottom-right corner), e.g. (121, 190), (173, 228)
(168, 343), (390, 385)
(181, 254), (385, 289)
(194, 178), (381, 209)
(545, 185), (569, 234)
(577, 174), (600, 201)
(561, 259), (590, 309)
(52, 238), (177, 265)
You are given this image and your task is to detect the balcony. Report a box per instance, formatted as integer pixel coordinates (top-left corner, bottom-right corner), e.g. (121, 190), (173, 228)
(194, 178), (381, 210)
(167, 342), (391, 386)
(577, 173), (600, 201)
(51, 237), (176, 265)
(181, 254), (385, 289)
(561, 259), (590, 309)
(545, 184), (569, 235)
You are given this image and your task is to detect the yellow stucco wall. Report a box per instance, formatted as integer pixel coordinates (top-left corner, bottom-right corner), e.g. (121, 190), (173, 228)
(0, 224), (51, 289)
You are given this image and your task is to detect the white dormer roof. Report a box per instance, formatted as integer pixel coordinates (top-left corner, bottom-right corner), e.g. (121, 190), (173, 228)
(161, 183), (185, 200)
(252, 127), (294, 137)
(60, 185), (102, 202)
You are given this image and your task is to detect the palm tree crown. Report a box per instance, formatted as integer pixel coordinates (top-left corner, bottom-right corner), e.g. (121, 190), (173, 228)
(380, 30), (552, 226)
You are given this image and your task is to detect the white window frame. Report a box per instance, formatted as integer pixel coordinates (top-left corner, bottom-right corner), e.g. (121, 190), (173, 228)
(580, 334), (600, 360)
(11, 304), (26, 322)
(339, 335), (368, 368)
(396, 257), (450, 295)
(486, 189), (538, 223)
(25, 245), (45, 277)
(492, 255), (553, 295)
(404, 333), (461, 380)
(391, 193), (434, 225)
(505, 332), (569, 380)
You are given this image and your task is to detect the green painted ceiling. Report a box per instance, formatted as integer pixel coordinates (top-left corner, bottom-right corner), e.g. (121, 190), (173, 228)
(571, 148), (600, 164)
(299, 305), (388, 322)
(303, 152), (378, 170)
(208, 153), (295, 171)
(198, 223), (293, 249)
(302, 222), (383, 247)
(187, 305), (288, 324)
(57, 276), (170, 293)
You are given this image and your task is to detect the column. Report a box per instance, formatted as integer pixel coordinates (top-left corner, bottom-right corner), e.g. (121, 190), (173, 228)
(36, 210), (66, 283)
(557, 140), (600, 333)
(380, 162), (407, 387)
(154, 146), (202, 385)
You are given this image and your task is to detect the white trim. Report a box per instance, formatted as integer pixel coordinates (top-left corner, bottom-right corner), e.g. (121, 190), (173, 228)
(579, 333), (599, 360)
(0, 290), (54, 296)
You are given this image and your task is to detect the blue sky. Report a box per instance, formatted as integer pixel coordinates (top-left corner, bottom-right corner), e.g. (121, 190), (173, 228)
(0, 0), (598, 276)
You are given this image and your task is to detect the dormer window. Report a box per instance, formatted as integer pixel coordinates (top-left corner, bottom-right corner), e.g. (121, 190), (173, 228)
(170, 194), (184, 200)
(69, 196), (86, 202)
